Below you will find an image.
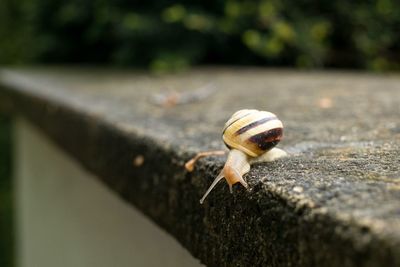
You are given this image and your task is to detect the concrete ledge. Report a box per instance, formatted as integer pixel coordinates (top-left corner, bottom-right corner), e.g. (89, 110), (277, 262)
(1, 67), (400, 267)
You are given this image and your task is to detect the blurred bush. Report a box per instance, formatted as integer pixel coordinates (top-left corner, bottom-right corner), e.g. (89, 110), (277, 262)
(0, 0), (399, 71)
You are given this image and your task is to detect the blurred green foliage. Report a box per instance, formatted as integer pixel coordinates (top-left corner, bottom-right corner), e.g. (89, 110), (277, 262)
(0, 116), (13, 267)
(0, 0), (400, 71)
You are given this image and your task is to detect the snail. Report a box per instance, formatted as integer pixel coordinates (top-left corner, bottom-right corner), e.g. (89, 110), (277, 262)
(185, 109), (287, 204)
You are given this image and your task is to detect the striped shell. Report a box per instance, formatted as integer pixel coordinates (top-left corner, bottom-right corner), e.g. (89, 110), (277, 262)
(222, 109), (283, 157)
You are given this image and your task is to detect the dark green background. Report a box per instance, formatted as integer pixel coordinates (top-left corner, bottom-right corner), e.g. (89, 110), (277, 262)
(1, 0), (400, 71)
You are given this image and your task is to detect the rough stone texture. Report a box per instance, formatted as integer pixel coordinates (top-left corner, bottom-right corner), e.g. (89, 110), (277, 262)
(0, 67), (400, 267)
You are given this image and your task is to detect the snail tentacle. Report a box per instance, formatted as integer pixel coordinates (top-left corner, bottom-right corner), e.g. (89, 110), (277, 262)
(200, 170), (225, 204)
(185, 150), (226, 172)
(200, 149), (250, 203)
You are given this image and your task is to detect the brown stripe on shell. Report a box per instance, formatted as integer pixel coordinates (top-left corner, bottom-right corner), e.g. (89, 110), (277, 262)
(222, 110), (254, 134)
(248, 128), (283, 151)
(235, 116), (278, 135)
(223, 140), (233, 149)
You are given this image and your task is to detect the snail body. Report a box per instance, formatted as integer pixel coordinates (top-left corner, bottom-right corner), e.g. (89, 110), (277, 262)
(190, 109), (286, 204)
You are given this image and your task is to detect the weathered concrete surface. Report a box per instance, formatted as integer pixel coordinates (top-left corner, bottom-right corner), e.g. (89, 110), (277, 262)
(0, 67), (400, 267)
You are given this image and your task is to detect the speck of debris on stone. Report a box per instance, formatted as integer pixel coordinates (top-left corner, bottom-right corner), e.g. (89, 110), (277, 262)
(317, 97), (333, 109)
(133, 155), (145, 167)
(293, 186), (304, 193)
(150, 83), (217, 107)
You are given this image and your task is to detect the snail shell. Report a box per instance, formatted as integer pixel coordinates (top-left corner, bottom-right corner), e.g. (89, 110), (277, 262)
(222, 109), (283, 157)
(185, 109), (286, 204)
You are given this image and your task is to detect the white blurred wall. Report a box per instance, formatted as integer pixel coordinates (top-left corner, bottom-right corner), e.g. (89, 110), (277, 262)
(14, 118), (204, 267)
